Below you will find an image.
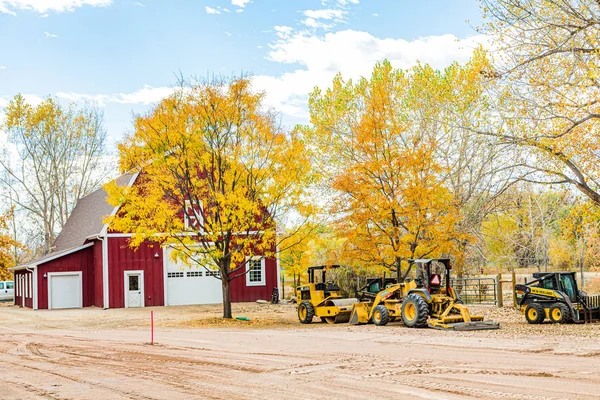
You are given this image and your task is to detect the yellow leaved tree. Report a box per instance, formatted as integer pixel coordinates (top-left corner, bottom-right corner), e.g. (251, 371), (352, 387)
(105, 78), (314, 318)
(0, 209), (21, 281)
(307, 60), (469, 278)
(479, 0), (600, 204)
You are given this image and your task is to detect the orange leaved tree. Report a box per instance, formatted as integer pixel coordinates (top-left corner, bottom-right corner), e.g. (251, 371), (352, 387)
(0, 209), (21, 281)
(307, 60), (469, 278)
(105, 78), (314, 318)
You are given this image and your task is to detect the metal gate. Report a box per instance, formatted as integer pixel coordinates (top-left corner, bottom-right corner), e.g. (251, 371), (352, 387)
(450, 277), (497, 305)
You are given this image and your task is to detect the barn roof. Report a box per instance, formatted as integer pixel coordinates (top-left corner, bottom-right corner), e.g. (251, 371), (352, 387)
(52, 173), (137, 252)
(11, 172), (138, 271)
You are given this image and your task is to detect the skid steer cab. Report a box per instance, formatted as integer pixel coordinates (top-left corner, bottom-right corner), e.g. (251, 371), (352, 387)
(295, 265), (358, 324)
(350, 259), (500, 331)
(516, 272), (600, 324)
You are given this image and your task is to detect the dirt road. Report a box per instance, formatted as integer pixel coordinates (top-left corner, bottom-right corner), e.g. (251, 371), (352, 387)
(1, 304), (600, 400)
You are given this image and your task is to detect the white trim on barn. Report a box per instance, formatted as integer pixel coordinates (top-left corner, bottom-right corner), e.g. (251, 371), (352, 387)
(246, 256), (266, 287)
(47, 272), (83, 310)
(9, 242), (94, 271)
(102, 235), (109, 309)
(32, 266), (38, 310)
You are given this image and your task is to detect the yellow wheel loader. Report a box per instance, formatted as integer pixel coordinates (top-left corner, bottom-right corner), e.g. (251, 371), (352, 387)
(295, 265), (358, 324)
(350, 259), (500, 331)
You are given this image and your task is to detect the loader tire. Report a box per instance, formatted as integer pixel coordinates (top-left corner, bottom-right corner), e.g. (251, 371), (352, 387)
(549, 303), (571, 324)
(525, 303), (545, 324)
(372, 305), (390, 326)
(298, 301), (315, 324)
(401, 294), (429, 328)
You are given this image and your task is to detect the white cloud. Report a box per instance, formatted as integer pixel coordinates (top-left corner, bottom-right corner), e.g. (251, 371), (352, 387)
(44, 31), (58, 38)
(372, 13), (379, 17)
(236, 8), (243, 13)
(225, 31), (232, 37)
(57, 85), (175, 106)
(40, 12), (48, 17)
(0, 0), (111, 14)
(303, 9), (345, 20)
(0, 65), (6, 70)
(301, 18), (332, 30)
(132, 1), (144, 6)
(205, 6), (220, 14)
(231, 0), (250, 8)
(252, 30), (488, 119)
(0, 94), (44, 108)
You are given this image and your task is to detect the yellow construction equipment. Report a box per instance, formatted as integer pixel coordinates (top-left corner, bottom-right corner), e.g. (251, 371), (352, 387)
(350, 259), (500, 331)
(295, 265), (358, 324)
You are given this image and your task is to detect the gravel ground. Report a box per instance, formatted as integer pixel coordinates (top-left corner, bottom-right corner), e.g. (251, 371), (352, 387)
(1, 302), (600, 399)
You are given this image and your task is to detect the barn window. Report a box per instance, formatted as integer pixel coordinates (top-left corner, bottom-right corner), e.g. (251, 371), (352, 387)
(186, 271), (203, 277)
(184, 200), (203, 231)
(205, 270), (221, 278)
(6, 282), (13, 289)
(246, 257), (265, 286)
(167, 272), (184, 278)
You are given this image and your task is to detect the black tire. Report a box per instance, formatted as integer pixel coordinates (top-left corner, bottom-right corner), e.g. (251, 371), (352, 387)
(401, 294), (429, 328)
(524, 303), (545, 324)
(371, 305), (390, 326)
(549, 303), (571, 324)
(298, 301), (315, 324)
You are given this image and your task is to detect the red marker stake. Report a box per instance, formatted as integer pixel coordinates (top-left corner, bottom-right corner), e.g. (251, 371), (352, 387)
(151, 310), (154, 345)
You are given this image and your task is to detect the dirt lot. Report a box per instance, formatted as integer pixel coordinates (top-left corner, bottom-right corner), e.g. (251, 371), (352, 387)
(1, 303), (600, 400)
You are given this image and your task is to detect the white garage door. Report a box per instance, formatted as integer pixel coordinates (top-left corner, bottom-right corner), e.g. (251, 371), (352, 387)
(48, 273), (82, 309)
(165, 249), (223, 306)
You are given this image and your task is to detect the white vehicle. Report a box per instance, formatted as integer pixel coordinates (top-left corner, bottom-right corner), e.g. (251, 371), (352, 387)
(0, 281), (14, 301)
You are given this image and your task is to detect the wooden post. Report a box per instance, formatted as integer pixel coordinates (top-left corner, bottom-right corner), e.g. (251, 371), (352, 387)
(497, 273), (503, 308)
(511, 270), (517, 308)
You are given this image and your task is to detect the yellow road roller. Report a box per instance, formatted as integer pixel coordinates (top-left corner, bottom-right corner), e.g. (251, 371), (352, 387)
(295, 265), (358, 324)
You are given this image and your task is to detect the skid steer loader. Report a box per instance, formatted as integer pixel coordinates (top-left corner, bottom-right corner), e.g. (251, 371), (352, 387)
(295, 265), (358, 324)
(516, 272), (600, 324)
(350, 259), (500, 331)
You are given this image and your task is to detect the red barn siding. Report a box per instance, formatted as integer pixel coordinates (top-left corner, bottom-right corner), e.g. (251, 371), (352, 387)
(13, 270), (33, 308)
(93, 240), (104, 307)
(36, 246), (95, 310)
(230, 258), (278, 302)
(107, 237), (164, 308)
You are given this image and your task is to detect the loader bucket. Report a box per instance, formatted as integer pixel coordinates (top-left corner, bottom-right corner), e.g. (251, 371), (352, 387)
(349, 302), (371, 325)
(427, 302), (500, 331)
(428, 319), (500, 331)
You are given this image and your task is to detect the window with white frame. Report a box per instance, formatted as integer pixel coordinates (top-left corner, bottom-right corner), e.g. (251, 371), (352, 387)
(184, 200), (203, 230)
(246, 257), (265, 286)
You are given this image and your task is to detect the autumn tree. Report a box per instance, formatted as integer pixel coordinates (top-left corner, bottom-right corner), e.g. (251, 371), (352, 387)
(106, 78), (314, 319)
(479, 0), (600, 204)
(307, 60), (469, 278)
(1, 95), (109, 254)
(481, 186), (570, 270)
(0, 209), (21, 280)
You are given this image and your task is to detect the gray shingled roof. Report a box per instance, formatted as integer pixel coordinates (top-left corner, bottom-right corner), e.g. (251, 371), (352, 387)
(52, 173), (135, 252)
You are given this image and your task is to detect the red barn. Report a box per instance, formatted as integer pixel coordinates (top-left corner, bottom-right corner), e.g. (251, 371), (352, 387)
(10, 173), (280, 310)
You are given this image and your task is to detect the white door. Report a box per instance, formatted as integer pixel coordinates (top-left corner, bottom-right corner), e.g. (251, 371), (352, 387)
(48, 273), (82, 309)
(124, 271), (144, 308)
(165, 248), (222, 306)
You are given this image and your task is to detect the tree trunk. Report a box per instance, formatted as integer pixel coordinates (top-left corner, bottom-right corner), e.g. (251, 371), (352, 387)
(221, 277), (232, 319)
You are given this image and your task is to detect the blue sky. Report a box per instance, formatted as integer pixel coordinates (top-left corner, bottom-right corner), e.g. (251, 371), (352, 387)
(0, 0), (484, 151)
